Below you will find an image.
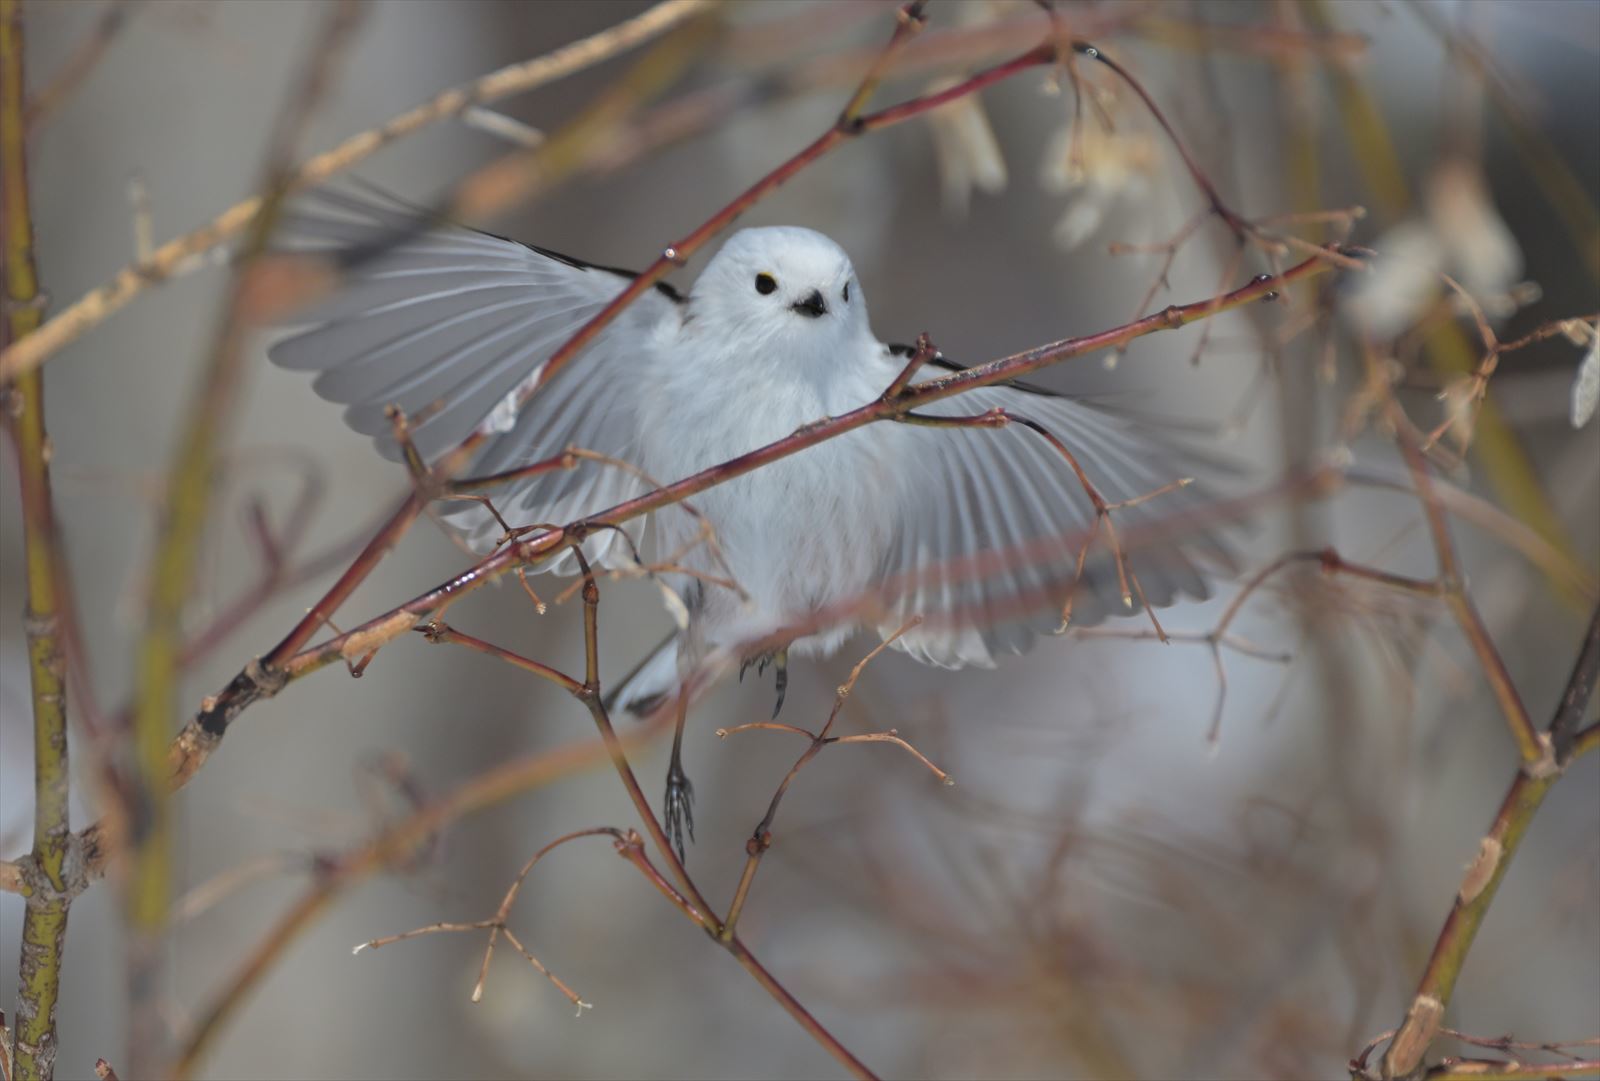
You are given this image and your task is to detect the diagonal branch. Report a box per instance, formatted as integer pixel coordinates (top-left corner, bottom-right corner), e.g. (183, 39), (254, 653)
(1378, 603), (1600, 1079)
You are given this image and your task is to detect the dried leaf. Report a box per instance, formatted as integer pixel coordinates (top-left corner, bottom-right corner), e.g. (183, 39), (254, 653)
(1573, 325), (1600, 429)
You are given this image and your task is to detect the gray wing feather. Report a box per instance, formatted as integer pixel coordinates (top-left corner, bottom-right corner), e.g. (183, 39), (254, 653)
(267, 191), (679, 568)
(880, 371), (1234, 668)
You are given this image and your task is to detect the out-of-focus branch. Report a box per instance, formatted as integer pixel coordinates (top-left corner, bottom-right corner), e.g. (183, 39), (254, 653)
(1401, 0), (1600, 283)
(2, 3), (80, 1078)
(1547, 602), (1600, 769)
(22, 0), (142, 133)
(1385, 390), (1550, 771)
(123, 4), (366, 1071)
(0, 0), (716, 383)
(1304, 0), (1582, 609)
(1343, 468), (1596, 605)
(1133, 11), (1369, 61)
(1076, 546), (1436, 743)
(167, 709), (677, 1080)
(1379, 603), (1600, 1079)
(1573, 722), (1600, 760)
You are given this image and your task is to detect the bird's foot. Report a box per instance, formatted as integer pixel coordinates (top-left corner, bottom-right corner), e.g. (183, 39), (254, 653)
(663, 760), (695, 864)
(738, 647), (789, 717)
(773, 650), (788, 718)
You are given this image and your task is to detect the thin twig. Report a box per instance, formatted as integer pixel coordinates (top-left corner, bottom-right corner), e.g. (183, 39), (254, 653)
(355, 827), (618, 1012)
(167, 700), (679, 1079)
(718, 618), (938, 938)
(426, 552), (879, 1079)
(1076, 546), (1425, 743)
(1384, 374), (1550, 772)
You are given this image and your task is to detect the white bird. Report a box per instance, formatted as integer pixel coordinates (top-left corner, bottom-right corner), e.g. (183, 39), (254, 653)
(271, 191), (1231, 855)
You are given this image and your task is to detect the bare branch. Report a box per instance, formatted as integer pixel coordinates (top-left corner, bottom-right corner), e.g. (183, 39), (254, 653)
(0, 0), (717, 383)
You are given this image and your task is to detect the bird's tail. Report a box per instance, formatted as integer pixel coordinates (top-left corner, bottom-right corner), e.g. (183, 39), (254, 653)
(602, 631), (682, 718)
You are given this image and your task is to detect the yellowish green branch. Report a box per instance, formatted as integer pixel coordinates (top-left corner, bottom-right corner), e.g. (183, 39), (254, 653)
(3, 2), (81, 1079)
(124, 6), (366, 1071)
(1382, 604), (1600, 1079)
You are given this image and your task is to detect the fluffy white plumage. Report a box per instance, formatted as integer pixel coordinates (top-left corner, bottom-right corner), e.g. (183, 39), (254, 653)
(270, 192), (1229, 712)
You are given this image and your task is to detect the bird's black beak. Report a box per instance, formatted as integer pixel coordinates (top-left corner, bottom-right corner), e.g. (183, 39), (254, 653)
(791, 289), (827, 318)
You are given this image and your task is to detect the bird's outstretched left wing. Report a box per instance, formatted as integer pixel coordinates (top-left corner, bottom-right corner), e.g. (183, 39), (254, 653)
(876, 353), (1234, 668)
(269, 189), (682, 567)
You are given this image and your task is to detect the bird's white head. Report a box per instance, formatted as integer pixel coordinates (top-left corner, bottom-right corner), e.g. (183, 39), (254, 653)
(688, 227), (870, 364)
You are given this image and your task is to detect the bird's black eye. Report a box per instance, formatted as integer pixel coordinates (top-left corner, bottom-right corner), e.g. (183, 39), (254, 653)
(755, 272), (778, 295)
(842, 281), (851, 303)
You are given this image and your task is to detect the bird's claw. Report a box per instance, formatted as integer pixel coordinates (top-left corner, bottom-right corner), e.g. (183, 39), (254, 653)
(741, 648), (790, 718)
(772, 653), (788, 718)
(664, 762), (695, 864)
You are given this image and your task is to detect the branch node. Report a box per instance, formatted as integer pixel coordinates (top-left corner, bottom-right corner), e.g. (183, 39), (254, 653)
(1457, 837), (1503, 906)
(12, 835), (89, 907)
(1521, 733), (1561, 780)
(243, 656), (289, 698)
(1385, 995), (1445, 1079)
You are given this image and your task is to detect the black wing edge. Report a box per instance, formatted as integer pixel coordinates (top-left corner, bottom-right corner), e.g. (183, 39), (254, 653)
(317, 179), (687, 305)
(885, 342), (1063, 399)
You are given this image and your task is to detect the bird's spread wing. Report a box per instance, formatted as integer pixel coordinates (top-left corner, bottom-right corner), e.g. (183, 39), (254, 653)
(876, 350), (1235, 668)
(268, 189), (682, 567)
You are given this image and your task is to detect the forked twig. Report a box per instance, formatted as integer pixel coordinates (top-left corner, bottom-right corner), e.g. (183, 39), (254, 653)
(422, 546), (879, 1079)
(1077, 545), (1445, 743)
(354, 827), (623, 1013)
(716, 618), (948, 938)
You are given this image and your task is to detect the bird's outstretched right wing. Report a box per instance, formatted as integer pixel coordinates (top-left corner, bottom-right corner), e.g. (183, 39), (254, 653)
(269, 189), (683, 567)
(875, 351), (1236, 668)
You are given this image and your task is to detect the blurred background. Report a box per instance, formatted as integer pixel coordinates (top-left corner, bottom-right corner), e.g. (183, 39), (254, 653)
(2, 1), (1597, 1078)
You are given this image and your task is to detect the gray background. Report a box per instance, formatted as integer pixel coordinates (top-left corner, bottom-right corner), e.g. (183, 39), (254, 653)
(2, 1), (1597, 1078)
